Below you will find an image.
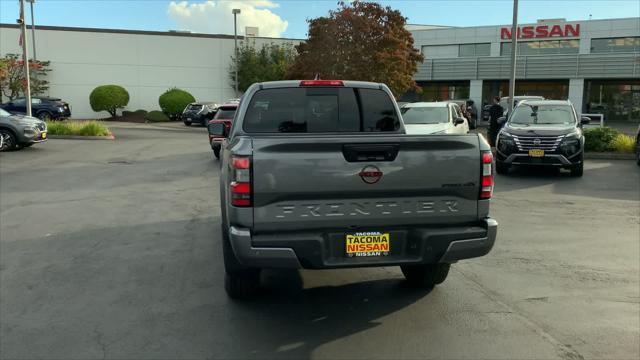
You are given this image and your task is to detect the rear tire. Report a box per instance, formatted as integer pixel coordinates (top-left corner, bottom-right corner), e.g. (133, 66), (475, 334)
(401, 263), (450, 288)
(213, 147), (221, 159)
(635, 139), (640, 166)
(183, 121), (192, 126)
(496, 161), (509, 175)
(36, 111), (52, 121)
(221, 223), (261, 299)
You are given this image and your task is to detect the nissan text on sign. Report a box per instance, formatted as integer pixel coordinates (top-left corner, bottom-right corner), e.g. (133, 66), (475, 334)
(501, 24), (580, 39)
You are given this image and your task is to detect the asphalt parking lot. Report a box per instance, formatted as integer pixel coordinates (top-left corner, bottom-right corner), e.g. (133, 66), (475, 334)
(1, 124), (638, 360)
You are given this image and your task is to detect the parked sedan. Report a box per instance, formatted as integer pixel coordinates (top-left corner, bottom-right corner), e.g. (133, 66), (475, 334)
(1, 96), (71, 121)
(182, 102), (219, 126)
(0, 108), (47, 151)
(400, 102), (469, 135)
(207, 103), (238, 159)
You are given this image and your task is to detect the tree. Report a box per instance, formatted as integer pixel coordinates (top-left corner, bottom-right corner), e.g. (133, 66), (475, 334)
(159, 88), (195, 119)
(230, 41), (297, 92)
(0, 54), (51, 101)
(286, 1), (424, 98)
(89, 85), (130, 118)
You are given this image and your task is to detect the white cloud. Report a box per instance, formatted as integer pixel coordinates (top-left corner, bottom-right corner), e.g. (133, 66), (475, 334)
(167, 1), (288, 38)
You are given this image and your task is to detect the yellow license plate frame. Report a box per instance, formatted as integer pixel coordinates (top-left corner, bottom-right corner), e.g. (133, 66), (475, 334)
(41, 132), (47, 139)
(528, 149), (544, 157)
(346, 232), (390, 257)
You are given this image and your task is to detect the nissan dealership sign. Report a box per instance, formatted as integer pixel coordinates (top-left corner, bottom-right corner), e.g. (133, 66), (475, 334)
(500, 23), (580, 40)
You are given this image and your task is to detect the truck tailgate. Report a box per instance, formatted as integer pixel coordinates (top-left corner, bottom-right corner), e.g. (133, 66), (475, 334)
(251, 135), (481, 232)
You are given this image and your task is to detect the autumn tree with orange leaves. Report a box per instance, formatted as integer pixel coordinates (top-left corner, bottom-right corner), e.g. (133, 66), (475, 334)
(0, 54), (51, 101)
(286, 1), (423, 98)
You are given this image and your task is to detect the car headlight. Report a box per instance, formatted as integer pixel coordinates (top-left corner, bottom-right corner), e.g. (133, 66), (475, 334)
(58, 107), (65, 112)
(560, 132), (581, 156)
(497, 131), (516, 154)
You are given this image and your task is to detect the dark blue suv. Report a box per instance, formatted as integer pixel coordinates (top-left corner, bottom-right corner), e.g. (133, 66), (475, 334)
(1, 96), (71, 121)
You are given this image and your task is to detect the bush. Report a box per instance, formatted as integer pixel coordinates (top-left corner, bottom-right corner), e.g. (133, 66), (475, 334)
(46, 120), (111, 136)
(134, 109), (148, 115)
(158, 88), (195, 119)
(610, 133), (636, 153)
(89, 85), (130, 118)
(122, 109), (148, 117)
(145, 110), (170, 122)
(584, 127), (619, 152)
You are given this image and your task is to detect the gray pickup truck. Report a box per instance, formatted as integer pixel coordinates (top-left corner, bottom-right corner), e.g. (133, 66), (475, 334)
(209, 80), (498, 298)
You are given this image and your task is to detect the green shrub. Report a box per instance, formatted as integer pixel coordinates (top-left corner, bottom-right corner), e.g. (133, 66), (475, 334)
(584, 127), (619, 152)
(145, 110), (170, 122)
(158, 88), (195, 119)
(89, 85), (130, 118)
(122, 109), (148, 118)
(122, 110), (134, 117)
(134, 109), (148, 115)
(46, 120), (111, 136)
(610, 133), (636, 153)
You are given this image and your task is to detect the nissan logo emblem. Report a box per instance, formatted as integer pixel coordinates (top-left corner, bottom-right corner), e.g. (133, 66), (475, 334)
(358, 165), (383, 184)
(533, 138), (541, 146)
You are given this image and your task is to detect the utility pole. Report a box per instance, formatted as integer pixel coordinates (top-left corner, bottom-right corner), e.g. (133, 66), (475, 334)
(19, 0), (32, 116)
(508, 0), (519, 115)
(232, 8), (241, 97)
(27, 0), (36, 61)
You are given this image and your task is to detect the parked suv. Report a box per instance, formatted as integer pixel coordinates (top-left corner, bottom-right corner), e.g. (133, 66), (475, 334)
(1, 96), (71, 121)
(207, 103), (238, 159)
(495, 100), (589, 176)
(209, 80), (497, 298)
(0, 108), (47, 151)
(182, 102), (219, 126)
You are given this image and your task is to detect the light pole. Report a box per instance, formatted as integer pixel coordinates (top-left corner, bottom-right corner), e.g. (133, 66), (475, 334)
(232, 8), (241, 97)
(507, 0), (519, 114)
(18, 0), (32, 117)
(27, 0), (36, 61)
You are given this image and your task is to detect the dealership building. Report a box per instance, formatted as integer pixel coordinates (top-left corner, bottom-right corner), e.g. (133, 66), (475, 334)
(0, 17), (639, 121)
(406, 17), (640, 122)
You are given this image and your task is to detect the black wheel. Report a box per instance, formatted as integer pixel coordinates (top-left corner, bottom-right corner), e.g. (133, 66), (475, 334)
(213, 147), (221, 159)
(183, 121), (192, 126)
(570, 162), (584, 177)
(221, 224), (261, 299)
(0, 128), (18, 151)
(496, 161), (509, 175)
(570, 153), (584, 177)
(635, 139), (640, 166)
(36, 111), (52, 121)
(401, 263), (450, 288)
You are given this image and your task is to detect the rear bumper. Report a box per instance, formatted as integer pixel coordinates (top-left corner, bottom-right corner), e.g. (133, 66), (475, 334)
(228, 218), (498, 269)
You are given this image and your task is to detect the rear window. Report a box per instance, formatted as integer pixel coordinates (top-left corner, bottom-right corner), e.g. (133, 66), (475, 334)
(242, 87), (400, 133)
(214, 107), (237, 119)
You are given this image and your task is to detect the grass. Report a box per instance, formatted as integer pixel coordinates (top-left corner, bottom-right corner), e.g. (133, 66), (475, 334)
(610, 133), (636, 153)
(46, 120), (111, 137)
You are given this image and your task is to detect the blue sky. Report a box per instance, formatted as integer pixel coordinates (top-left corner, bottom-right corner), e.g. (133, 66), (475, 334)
(0, 0), (638, 39)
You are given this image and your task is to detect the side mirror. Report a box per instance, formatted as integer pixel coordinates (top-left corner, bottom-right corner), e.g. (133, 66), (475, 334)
(207, 122), (225, 136)
(497, 116), (507, 126)
(454, 117), (465, 126)
(580, 116), (590, 125)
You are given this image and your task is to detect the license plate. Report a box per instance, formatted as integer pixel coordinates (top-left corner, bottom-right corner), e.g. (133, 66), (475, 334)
(187, 118), (192, 121)
(346, 232), (390, 257)
(529, 149), (544, 157)
(41, 132), (47, 139)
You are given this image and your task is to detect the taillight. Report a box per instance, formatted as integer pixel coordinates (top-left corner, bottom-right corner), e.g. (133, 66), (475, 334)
(299, 80), (344, 87)
(230, 156), (251, 207)
(480, 151), (493, 199)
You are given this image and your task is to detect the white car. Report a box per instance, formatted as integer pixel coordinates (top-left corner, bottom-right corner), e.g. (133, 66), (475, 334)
(400, 102), (469, 135)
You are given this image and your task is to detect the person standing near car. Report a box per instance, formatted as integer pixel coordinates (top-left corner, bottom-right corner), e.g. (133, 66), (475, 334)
(488, 96), (504, 147)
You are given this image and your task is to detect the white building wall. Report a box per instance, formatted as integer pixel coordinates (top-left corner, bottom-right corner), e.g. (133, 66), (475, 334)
(0, 26), (300, 118)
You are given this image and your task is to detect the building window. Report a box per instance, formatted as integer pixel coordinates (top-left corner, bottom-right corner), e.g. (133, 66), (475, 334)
(586, 80), (640, 121)
(501, 40), (579, 56)
(591, 37), (640, 53)
(459, 43), (491, 57)
(421, 45), (459, 59)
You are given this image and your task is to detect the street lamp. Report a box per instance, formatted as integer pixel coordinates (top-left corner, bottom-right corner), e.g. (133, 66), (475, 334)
(232, 8), (241, 97)
(18, 0), (32, 117)
(507, 0), (519, 114)
(26, 0), (36, 61)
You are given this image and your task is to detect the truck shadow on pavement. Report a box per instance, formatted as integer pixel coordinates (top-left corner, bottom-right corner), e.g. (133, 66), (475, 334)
(226, 271), (430, 360)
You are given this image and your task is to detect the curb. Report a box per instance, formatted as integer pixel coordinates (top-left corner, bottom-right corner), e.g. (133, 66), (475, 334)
(49, 133), (115, 140)
(585, 152), (635, 160)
